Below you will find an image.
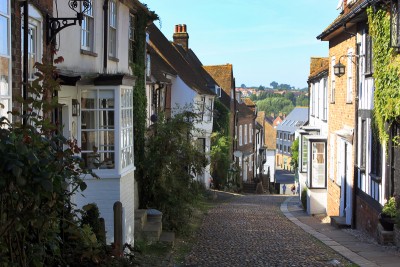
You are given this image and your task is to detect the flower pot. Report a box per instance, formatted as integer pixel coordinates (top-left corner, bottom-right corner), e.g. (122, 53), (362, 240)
(379, 213), (395, 231)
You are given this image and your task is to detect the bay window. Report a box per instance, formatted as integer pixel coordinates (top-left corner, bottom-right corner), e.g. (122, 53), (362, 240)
(81, 89), (115, 169)
(121, 88), (134, 169)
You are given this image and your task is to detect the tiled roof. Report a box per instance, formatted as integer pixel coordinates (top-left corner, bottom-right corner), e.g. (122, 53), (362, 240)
(148, 45), (176, 83)
(243, 98), (255, 107)
(317, 0), (375, 41)
(276, 107), (309, 133)
(203, 64), (234, 94)
(308, 57), (329, 81)
(147, 23), (215, 96)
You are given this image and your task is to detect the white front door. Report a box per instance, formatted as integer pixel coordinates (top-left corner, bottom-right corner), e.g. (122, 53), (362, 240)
(338, 139), (353, 225)
(345, 143), (353, 225)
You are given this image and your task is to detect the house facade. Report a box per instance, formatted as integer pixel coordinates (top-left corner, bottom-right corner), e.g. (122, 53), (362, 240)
(276, 107), (308, 172)
(53, 0), (155, 244)
(317, 0), (400, 242)
(147, 23), (216, 188)
(298, 57), (329, 215)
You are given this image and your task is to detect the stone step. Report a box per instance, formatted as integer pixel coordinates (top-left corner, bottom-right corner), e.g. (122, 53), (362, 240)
(134, 209), (148, 234)
(242, 182), (257, 193)
(147, 209), (163, 223)
(141, 221), (162, 242)
(159, 231), (175, 247)
(330, 216), (350, 229)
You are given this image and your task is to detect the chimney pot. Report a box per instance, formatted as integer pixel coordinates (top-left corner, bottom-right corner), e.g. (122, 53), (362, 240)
(175, 25), (179, 33)
(183, 24), (187, 32)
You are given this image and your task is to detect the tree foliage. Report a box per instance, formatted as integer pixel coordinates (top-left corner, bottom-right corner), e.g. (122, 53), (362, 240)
(142, 112), (208, 233)
(290, 138), (299, 170)
(367, 7), (400, 145)
(256, 97), (294, 117)
(0, 59), (104, 266)
(210, 132), (231, 190)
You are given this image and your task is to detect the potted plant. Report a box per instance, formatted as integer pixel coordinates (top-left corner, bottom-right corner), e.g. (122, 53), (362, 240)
(379, 196), (397, 231)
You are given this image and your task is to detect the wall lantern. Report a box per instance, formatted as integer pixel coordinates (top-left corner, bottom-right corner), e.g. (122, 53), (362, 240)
(333, 62), (346, 77)
(390, 0), (400, 48)
(72, 99), (80, 116)
(46, 0), (92, 45)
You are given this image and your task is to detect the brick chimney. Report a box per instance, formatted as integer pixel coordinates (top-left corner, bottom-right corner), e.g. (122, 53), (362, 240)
(173, 24), (189, 51)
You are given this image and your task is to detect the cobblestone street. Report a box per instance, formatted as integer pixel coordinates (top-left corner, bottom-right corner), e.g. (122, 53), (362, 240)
(184, 194), (352, 267)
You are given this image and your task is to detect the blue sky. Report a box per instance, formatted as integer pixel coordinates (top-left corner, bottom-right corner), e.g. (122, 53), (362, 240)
(143, 1), (340, 89)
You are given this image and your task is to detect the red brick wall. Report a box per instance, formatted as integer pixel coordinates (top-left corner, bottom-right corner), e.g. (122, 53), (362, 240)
(356, 195), (380, 238)
(11, 0), (53, 115)
(326, 26), (357, 216)
(327, 179), (341, 216)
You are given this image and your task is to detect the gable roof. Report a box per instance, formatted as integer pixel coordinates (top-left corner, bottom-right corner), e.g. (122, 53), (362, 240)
(147, 23), (215, 96)
(276, 107), (309, 133)
(317, 0), (375, 41)
(243, 97), (255, 107)
(203, 64), (235, 94)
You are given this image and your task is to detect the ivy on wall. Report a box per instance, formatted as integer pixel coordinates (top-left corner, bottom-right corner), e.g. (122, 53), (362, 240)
(132, 8), (157, 208)
(367, 7), (400, 144)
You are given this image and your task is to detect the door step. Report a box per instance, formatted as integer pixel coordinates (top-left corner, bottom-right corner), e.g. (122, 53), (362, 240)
(330, 216), (351, 229)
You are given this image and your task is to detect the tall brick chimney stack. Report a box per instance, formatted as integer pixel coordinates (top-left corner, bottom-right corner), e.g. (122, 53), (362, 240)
(173, 24), (189, 51)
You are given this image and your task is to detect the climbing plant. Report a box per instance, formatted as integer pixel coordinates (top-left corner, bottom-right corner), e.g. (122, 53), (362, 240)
(132, 9), (158, 208)
(367, 6), (400, 145)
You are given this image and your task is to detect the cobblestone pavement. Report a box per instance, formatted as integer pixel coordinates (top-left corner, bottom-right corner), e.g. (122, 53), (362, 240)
(183, 194), (353, 267)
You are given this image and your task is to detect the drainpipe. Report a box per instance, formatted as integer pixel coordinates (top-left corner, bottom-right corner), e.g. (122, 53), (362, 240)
(352, 38), (361, 229)
(103, 0), (109, 72)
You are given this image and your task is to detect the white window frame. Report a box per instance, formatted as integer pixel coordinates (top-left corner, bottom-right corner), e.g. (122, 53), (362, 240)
(322, 77), (327, 120)
(207, 98), (213, 122)
(346, 49), (353, 103)
(249, 123), (252, 143)
(128, 12), (135, 64)
(309, 140), (327, 189)
(331, 57), (336, 103)
(81, 0), (94, 51)
(311, 83), (315, 116)
(120, 87), (134, 170)
(22, 5), (43, 82)
(80, 88), (116, 171)
(244, 124), (248, 145)
(108, 0), (117, 58)
(0, 0), (11, 122)
(239, 125), (243, 146)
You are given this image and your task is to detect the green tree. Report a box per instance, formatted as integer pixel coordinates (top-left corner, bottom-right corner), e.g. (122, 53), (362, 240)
(0, 59), (102, 266)
(241, 83), (246, 88)
(210, 133), (231, 190)
(296, 94), (309, 107)
(142, 112), (208, 233)
(270, 81), (278, 89)
(256, 97), (294, 116)
(285, 92), (296, 105)
(290, 138), (299, 170)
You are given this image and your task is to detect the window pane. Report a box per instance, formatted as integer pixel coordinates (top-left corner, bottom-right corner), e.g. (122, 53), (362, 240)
(81, 130), (97, 151)
(0, 0), (8, 14)
(0, 16), (8, 56)
(82, 91), (96, 109)
(81, 110), (96, 129)
(311, 142), (326, 188)
(0, 58), (9, 95)
(99, 110), (114, 128)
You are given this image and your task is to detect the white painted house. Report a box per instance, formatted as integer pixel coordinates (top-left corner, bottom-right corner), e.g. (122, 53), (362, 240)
(297, 57), (329, 215)
(147, 23), (216, 188)
(53, 0), (155, 244)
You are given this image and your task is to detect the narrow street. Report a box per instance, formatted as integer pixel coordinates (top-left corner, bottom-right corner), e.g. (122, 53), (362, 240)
(183, 195), (352, 267)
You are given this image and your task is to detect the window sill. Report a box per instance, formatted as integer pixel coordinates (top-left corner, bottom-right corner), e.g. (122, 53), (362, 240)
(346, 101), (353, 104)
(81, 49), (98, 57)
(109, 56), (119, 62)
(330, 101), (335, 104)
